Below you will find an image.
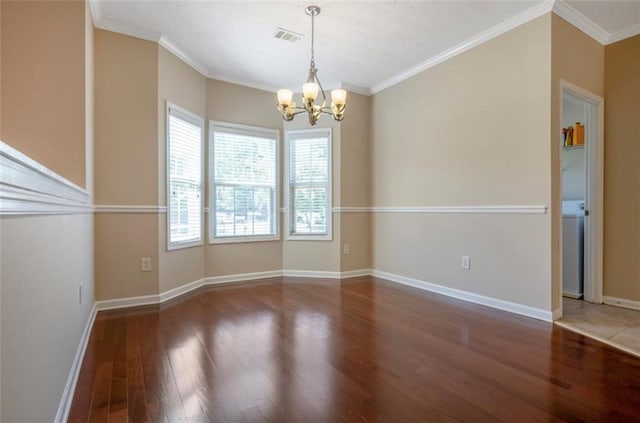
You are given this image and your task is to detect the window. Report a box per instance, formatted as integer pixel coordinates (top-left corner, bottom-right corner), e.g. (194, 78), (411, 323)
(210, 122), (279, 243)
(167, 103), (204, 250)
(286, 128), (332, 240)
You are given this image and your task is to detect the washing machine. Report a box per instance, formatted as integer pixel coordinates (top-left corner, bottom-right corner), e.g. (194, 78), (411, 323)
(562, 201), (584, 298)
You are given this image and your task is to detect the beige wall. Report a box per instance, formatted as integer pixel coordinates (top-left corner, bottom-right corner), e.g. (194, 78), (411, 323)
(94, 29), (159, 205)
(340, 212), (370, 272)
(603, 35), (640, 302)
(551, 14), (605, 310)
(340, 92), (371, 271)
(0, 1), (3, 136)
(370, 15), (552, 310)
(85, 3), (94, 193)
(1, 0), (86, 187)
(205, 79), (284, 276)
(94, 29), (159, 300)
(0, 2), (95, 421)
(282, 106), (342, 272)
(157, 46), (206, 292)
(95, 213), (158, 299)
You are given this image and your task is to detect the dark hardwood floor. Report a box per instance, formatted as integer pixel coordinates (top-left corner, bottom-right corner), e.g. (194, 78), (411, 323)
(68, 276), (640, 422)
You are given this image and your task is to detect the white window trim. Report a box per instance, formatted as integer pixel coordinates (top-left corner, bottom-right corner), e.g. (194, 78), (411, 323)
(209, 121), (280, 244)
(166, 101), (205, 251)
(285, 127), (333, 241)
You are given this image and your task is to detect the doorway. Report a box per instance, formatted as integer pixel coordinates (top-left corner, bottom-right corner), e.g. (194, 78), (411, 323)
(559, 81), (604, 312)
(556, 83), (640, 357)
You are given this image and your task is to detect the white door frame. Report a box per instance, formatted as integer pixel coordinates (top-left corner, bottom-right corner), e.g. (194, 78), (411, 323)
(559, 80), (604, 308)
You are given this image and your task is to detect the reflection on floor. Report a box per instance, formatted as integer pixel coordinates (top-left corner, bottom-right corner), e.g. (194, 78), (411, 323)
(556, 297), (640, 357)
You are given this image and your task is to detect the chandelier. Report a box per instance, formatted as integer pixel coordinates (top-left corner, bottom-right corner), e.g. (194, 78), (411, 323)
(276, 5), (347, 126)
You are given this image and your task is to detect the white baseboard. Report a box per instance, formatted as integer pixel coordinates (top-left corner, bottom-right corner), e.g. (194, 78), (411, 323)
(204, 270), (283, 285)
(371, 269), (553, 322)
(96, 268), (553, 323)
(96, 270), (285, 311)
(158, 277), (206, 303)
(95, 292), (161, 311)
(562, 291), (583, 299)
(282, 269), (342, 279)
(54, 304), (97, 423)
(95, 269), (375, 311)
(603, 296), (640, 311)
(281, 269), (372, 279)
(340, 268), (372, 278)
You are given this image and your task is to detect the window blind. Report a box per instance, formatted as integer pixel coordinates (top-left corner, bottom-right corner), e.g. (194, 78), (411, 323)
(168, 107), (203, 248)
(211, 125), (277, 240)
(288, 131), (331, 236)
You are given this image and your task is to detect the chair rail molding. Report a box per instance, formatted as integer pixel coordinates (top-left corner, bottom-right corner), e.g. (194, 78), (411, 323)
(93, 205), (168, 213)
(333, 205), (547, 214)
(0, 141), (91, 216)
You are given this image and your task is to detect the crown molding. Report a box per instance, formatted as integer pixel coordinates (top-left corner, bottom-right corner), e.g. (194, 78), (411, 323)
(606, 23), (640, 45)
(552, 0), (609, 44)
(370, 0), (555, 94)
(340, 82), (371, 96)
(94, 16), (162, 43)
(158, 36), (210, 77)
(89, 0), (636, 97)
(206, 72), (280, 94)
(89, 1), (159, 42)
(87, 0), (100, 26)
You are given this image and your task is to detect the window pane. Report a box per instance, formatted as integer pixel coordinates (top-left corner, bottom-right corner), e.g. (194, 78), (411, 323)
(168, 108), (202, 248)
(234, 187), (252, 236)
(290, 137), (328, 184)
(253, 187), (274, 235)
(215, 186), (234, 237)
(288, 130), (330, 237)
(211, 125), (278, 240)
(214, 132), (276, 185)
(292, 187), (326, 234)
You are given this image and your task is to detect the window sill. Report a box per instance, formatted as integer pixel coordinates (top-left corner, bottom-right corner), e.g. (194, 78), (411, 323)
(286, 234), (333, 241)
(209, 234), (280, 244)
(168, 240), (203, 251)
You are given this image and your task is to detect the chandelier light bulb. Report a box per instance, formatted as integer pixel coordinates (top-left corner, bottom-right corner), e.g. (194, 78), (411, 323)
(331, 89), (347, 106)
(277, 89), (293, 107)
(302, 82), (319, 101)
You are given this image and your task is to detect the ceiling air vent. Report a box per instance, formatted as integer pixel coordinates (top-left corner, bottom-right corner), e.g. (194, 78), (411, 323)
(274, 27), (303, 43)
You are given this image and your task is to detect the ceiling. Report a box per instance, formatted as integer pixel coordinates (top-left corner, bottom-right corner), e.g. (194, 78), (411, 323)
(91, 0), (640, 95)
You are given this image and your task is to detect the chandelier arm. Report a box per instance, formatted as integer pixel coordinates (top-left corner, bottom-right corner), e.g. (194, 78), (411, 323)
(291, 108), (309, 115)
(315, 75), (328, 105)
(276, 5), (346, 125)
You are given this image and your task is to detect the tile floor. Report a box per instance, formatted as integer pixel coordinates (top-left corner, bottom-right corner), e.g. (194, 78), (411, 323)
(556, 298), (640, 357)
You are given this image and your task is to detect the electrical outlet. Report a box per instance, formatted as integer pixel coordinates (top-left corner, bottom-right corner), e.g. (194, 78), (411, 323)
(461, 256), (471, 270)
(141, 257), (152, 272)
(343, 244), (350, 255)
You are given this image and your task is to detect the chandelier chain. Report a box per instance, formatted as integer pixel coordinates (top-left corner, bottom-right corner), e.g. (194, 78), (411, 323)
(310, 11), (315, 68)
